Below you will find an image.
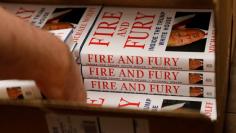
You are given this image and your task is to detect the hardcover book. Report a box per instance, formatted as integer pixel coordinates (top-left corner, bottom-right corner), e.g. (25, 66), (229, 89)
(0, 3), (42, 24)
(87, 91), (217, 120)
(79, 7), (215, 71)
(84, 79), (215, 98)
(0, 80), (42, 100)
(0, 80), (216, 121)
(0, 3), (101, 51)
(82, 66), (215, 86)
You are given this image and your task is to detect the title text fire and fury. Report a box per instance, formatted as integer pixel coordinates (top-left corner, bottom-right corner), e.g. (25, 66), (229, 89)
(81, 8), (215, 71)
(88, 11), (155, 48)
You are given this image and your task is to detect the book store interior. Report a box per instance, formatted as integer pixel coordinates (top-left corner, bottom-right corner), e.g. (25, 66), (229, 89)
(0, 0), (235, 133)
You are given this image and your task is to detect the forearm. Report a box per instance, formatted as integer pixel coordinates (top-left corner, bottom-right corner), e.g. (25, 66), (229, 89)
(0, 7), (85, 100)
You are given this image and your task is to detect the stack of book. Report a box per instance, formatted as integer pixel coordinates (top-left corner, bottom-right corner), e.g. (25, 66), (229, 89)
(76, 7), (216, 120)
(0, 3), (216, 120)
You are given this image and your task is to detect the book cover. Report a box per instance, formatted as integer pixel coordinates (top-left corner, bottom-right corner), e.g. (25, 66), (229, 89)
(0, 80), (42, 100)
(87, 91), (217, 120)
(80, 7), (215, 71)
(82, 66), (215, 86)
(84, 79), (215, 97)
(40, 5), (101, 51)
(0, 3), (101, 51)
(0, 2), (46, 24)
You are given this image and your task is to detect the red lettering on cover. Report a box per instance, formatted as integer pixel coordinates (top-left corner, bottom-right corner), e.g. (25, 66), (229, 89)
(173, 86), (180, 93)
(120, 82), (146, 92)
(91, 80), (117, 90)
(87, 98), (105, 107)
(164, 58), (171, 66)
(15, 7), (35, 20)
(147, 57), (179, 67)
(119, 69), (144, 78)
(165, 85), (171, 93)
(89, 11), (122, 46)
(165, 85), (179, 94)
(135, 11), (156, 20)
(89, 37), (110, 46)
(89, 67), (115, 76)
(124, 12), (155, 49)
(88, 54), (114, 63)
(209, 30), (215, 53)
(204, 102), (213, 117)
(97, 21), (119, 30)
(118, 56), (144, 65)
(148, 70), (179, 80)
(149, 84), (180, 94)
(117, 21), (130, 37)
(118, 97), (141, 108)
(124, 32), (149, 49)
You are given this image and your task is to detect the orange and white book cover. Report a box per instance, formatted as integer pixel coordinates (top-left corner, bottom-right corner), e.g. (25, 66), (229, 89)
(80, 7), (215, 71)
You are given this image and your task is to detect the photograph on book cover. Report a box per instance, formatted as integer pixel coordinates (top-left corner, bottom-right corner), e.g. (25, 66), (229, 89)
(190, 87), (204, 97)
(0, 80), (43, 100)
(166, 12), (211, 52)
(161, 99), (202, 111)
(189, 73), (203, 84)
(80, 7), (215, 71)
(42, 7), (86, 42)
(189, 58), (203, 70)
(6, 87), (24, 100)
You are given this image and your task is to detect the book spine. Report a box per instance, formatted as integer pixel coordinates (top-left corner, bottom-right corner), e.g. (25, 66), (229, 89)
(84, 79), (215, 98)
(0, 80), (42, 100)
(87, 91), (217, 120)
(72, 6), (101, 56)
(81, 53), (215, 72)
(82, 66), (215, 86)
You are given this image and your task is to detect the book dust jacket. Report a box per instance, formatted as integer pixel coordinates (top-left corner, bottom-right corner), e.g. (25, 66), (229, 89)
(80, 7), (215, 71)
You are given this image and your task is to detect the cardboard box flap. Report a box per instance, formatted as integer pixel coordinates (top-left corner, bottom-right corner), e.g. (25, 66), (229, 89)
(0, 0), (232, 133)
(213, 0), (232, 133)
(0, 100), (214, 133)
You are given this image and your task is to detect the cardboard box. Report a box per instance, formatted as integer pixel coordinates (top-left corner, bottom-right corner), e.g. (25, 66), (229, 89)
(225, 114), (236, 133)
(0, 100), (215, 133)
(0, 0), (232, 133)
(227, 0), (236, 114)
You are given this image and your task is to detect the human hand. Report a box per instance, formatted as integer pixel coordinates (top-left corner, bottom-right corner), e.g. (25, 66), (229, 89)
(35, 52), (86, 102)
(0, 7), (86, 102)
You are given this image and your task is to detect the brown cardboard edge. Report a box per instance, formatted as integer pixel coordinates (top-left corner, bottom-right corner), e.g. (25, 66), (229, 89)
(0, 99), (213, 120)
(227, 0), (236, 113)
(0, 0), (213, 8)
(0, 101), (48, 133)
(213, 0), (233, 133)
(0, 100), (215, 133)
(230, 0), (236, 60)
(225, 113), (236, 133)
